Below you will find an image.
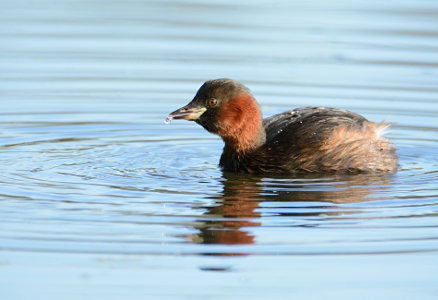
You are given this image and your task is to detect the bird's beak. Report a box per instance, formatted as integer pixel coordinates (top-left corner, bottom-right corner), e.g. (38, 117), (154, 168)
(167, 105), (207, 121)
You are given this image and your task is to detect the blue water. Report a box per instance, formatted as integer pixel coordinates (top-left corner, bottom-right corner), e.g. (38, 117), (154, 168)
(1, 0), (438, 299)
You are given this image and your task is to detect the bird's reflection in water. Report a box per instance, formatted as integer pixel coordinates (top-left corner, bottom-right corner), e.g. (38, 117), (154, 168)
(191, 172), (395, 254)
(195, 175), (262, 247)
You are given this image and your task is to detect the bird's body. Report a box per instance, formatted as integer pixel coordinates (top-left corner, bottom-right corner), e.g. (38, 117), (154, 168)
(167, 79), (398, 174)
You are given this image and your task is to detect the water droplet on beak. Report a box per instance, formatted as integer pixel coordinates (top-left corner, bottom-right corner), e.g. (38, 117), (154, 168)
(164, 116), (172, 124)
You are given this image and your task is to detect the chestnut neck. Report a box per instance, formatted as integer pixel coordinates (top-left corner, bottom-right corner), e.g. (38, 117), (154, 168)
(216, 94), (266, 153)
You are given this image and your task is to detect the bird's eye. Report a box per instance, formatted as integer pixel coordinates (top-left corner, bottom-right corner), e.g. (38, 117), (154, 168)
(207, 98), (217, 107)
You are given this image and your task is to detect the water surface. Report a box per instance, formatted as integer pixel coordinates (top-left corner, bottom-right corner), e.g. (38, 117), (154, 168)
(1, 0), (438, 299)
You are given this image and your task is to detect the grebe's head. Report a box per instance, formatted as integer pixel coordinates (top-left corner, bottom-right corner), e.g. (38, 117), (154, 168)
(167, 78), (265, 151)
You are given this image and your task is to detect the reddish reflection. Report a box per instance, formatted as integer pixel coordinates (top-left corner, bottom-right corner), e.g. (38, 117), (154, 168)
(197, 177), (262, 247)
(191, 173), (394, 254)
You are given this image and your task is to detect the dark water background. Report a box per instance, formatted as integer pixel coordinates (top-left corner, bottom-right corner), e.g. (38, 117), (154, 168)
(1, 0), (438, 299)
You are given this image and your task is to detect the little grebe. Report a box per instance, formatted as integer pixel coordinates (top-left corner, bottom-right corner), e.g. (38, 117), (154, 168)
(167, 78), (398, 174)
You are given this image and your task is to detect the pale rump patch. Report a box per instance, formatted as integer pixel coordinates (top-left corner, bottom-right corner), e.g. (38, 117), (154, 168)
(216, 95), (263, 152)
(315, 121), (395, 172)
(374, 122), (391, 138)
(322, 121), (390, 146)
